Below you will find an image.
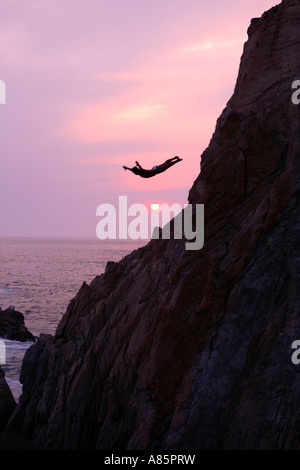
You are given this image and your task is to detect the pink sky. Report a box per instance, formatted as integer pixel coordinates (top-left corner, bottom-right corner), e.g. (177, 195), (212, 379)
(0, 0), (276, 238)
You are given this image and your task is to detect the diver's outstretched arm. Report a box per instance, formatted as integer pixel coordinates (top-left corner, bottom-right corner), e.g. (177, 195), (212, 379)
(123, 166), (136, 172)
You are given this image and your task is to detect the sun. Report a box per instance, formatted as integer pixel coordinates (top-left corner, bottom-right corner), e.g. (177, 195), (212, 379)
(150, 203), (160, 211)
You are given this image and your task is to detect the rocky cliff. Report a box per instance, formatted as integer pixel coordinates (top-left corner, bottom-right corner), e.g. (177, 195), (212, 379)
(0, 367), (16, 433)
(0, 307), (35, 342)
(3, 0), (300, 450)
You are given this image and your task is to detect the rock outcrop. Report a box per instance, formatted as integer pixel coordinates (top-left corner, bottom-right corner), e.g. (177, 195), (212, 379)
(0, 366), (16, 432)
(4, 0), (300, 450)
(0, 307), (35, 342)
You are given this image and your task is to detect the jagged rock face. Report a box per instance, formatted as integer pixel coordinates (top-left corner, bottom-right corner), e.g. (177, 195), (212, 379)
(0, 367), (16, 432)
(0, 307), (35, 342)
(5, 0), (300, 449)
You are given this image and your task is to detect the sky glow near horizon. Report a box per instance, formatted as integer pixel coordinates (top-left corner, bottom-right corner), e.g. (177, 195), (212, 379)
(0, 0), (276, 238)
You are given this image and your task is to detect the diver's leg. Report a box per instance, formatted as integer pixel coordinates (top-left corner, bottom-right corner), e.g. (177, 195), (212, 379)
(164, 156), (181, 164)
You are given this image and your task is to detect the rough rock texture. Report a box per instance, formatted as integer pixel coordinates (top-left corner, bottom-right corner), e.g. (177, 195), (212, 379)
(0, 366), (16, 431)
(5, 0), (300, 449)
(0, 307), (35, 342)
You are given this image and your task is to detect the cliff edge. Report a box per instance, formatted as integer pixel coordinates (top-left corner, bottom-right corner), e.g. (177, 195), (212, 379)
(4, 0), (300, 450)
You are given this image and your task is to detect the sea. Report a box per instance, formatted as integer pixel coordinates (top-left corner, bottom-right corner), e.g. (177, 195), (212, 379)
(0, 237), (147, 401)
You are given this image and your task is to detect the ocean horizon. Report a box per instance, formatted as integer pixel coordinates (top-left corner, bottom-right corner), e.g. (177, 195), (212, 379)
(0, 236), (147, 401)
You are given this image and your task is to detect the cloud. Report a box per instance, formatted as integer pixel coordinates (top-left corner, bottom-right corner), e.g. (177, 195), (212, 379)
(181, 37), (245, 53)
(64, 34), (238, 146)
(0, 27), (28, 66)
(115, 104), (166, 121)
(65, 100), (171, 143)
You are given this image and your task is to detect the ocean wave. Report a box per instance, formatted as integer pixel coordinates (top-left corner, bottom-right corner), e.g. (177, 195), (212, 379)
(5, 377), (21, 387)
(5, 377), (23, 402)
(0, 287), (20, 296)
(2, 339), (33, 350)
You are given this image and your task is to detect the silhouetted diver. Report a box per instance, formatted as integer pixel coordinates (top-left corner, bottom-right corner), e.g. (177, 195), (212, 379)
(123, 156), (182, 178)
